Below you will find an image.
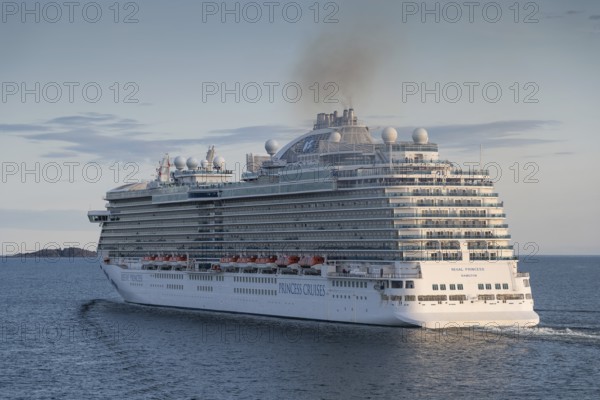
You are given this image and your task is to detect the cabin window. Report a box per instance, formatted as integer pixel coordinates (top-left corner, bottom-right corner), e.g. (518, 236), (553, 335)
(432, 284), (439, 291)
(391, 281), (403, 289)
(495, 283), (501, 290)
(523, 279), (530, 287)
(449, 284), (456, 290)
(485, 284), (492, 290)
(440, 284), (446, 290)
(478, 284), (484, 290)
(502, 283), (509, 289)
(406, 281), (414, 289)
(457, 284), (464, 290)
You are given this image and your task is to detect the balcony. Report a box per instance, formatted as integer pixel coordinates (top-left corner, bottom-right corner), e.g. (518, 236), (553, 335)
(410, 202), (503, 208)
(394, 213), (506, 218)
(399, 234), (511, 239)
(396, 224), (509, 229)
(387, 192), (499, 198)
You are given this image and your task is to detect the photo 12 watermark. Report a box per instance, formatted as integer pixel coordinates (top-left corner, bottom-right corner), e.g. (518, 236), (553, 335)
(1, 82), (140, 104)
(194, 319), (541, 345)
(1, 1), (140, 23)
(1, 241), (99, 263)
(0, 321), (139, 345)
(201, 81), (340, 104)
(201, 1), (339, 23)
(457, 160), (540, 183)
(401, 81), (540, 104)
(1, 161), (140, 184)
(401, 1), (539, 24)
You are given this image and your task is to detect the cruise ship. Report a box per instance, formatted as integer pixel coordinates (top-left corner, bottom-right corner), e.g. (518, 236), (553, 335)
(88, 109), (539, 329)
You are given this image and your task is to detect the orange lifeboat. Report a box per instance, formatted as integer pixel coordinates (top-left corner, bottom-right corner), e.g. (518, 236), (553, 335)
(284, 255), (300, 266)
(302, 255), (324, 267)
(256, 256), (277, 264)
(220, 256), (238, 267)
(275, 255), (287, 267)
(256, 256), (278, 269)
(237, 255), (257, 267)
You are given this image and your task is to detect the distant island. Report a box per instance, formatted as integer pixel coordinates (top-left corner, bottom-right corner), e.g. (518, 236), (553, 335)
(7, 247), (97, 258)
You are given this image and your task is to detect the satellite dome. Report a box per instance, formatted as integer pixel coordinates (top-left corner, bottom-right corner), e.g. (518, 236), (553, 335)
(201, 159), (209, 169)
(186, 157), (199, 170)
(329, 131), (342, 143)
(265, 139), (279, 156)
(412, 128), (429, 144)
(381, 127), (398, 144)
(174, 156), (186, 170)
(213, 156), (225, 169)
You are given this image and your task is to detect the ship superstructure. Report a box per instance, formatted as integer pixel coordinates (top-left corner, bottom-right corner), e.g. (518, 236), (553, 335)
(89, 109), (539, 328)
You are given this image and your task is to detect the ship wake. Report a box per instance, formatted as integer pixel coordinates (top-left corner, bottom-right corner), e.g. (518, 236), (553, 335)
(498, 325), (600, 345)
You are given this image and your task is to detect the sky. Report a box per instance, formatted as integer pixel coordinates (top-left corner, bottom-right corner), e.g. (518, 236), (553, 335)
(0, 0), (599, 255)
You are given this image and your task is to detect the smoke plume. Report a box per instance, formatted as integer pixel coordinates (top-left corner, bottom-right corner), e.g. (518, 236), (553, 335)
(293, 22), (393, 112)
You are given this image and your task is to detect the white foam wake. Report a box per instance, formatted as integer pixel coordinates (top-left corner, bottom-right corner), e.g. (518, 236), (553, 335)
(504, 326), (600, 341)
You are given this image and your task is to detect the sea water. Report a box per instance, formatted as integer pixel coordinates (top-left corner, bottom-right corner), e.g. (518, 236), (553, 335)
(1, 256), (599, 399)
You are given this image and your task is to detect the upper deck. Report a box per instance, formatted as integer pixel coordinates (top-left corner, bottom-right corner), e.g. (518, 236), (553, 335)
(104, 108), (486, 201)
(92, 109), (514, 264)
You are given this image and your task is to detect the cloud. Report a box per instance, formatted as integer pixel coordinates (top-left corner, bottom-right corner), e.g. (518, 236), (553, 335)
(543, 10), (589, 19)
(47, 112), (116, 125)
(7, 113), (204, 162)
(364, 115), (402, 120)
(391, 120), (560, 151)
(590, 15), (600, 20)
(41, 151), (79, 158)
(7, 113), (306, 162)
(8, 112), (559, 162)
(0, 124), (52, 132)
(206, 125), (305, 145)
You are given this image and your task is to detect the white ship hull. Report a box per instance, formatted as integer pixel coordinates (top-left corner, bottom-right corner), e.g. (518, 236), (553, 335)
(101, 260), (539, 329)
